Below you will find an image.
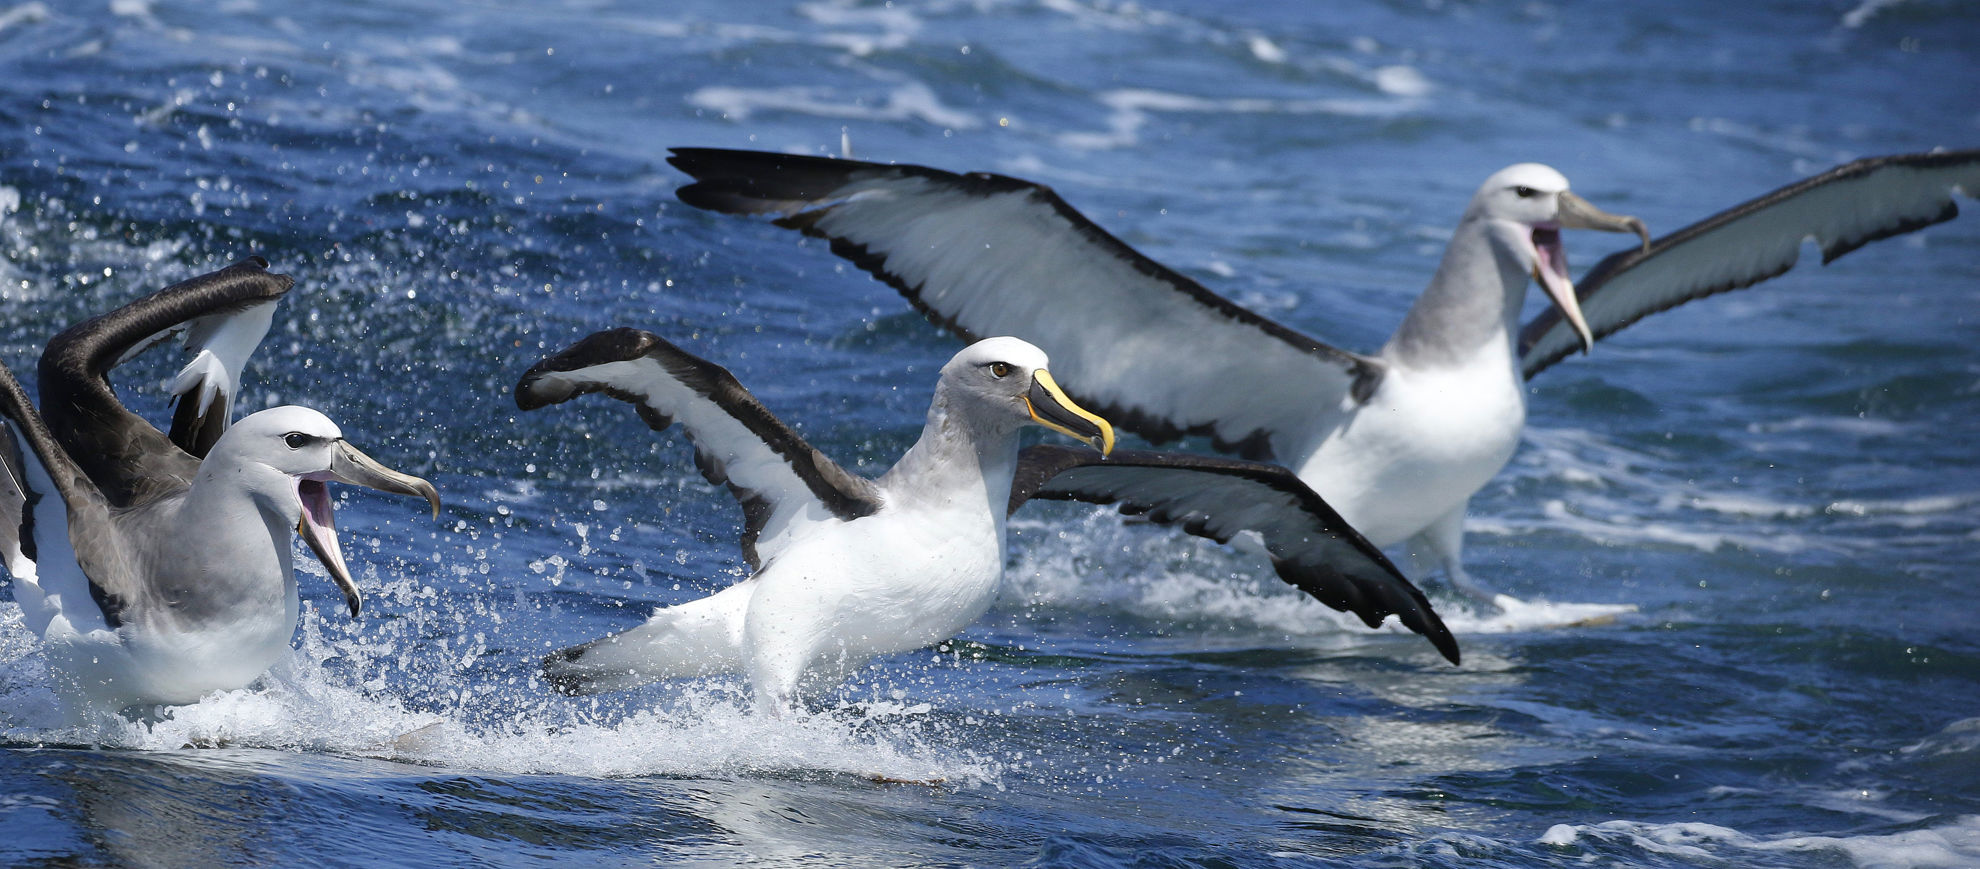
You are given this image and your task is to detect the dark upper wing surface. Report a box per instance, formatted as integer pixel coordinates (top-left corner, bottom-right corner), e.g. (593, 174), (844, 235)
(37, 257), (290, 506)
(671, 148), (1381, 461)
(1521, 150), (1980, 378)
(516, 327), (883, 569)
(1010, 444), (1458, 664)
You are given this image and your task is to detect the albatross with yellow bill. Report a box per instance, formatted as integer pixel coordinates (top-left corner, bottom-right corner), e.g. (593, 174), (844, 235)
(524, 330), (1457, 712)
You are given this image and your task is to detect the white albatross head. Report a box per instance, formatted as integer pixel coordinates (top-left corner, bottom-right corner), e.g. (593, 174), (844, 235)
(1468, 163), (1650, 354)
(940, 337), (1114, 455)
(205, 405), (441, 617)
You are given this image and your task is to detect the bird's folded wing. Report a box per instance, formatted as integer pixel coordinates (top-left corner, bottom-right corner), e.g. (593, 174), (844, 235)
(0, 361), (137, 634)
(0, 422), (26, 581)
(670, 148), (1380, 462)
(1521, 150), (1980, 378)
(516, 328), (883, 569)
(38, 256), (291, 506)
(1009, 444), (1459, 664)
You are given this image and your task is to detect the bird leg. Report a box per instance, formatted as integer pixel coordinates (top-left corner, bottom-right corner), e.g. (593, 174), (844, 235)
(1411, 504), (1505, 610)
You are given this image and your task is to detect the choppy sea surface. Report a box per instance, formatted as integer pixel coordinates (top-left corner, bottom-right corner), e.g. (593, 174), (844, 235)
(0, 1), (1976, 866)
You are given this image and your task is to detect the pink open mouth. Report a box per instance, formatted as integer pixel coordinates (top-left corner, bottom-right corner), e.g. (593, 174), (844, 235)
(1531, 226), (1567, 283)
(1529, 225), (1593, 352)
(295, 477), (361, 616)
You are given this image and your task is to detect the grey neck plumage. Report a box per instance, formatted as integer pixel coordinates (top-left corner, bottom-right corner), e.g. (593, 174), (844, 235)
(1382, 216), (1531, 372)
(880, 391), (1021, 523)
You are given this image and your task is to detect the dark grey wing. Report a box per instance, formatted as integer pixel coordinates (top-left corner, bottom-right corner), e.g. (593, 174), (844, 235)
(670, 148), (1381, 461)
(37, 256), (292, 507)
(1521, 150), (1980, 378)
(1009, 444), (1459, 664)
(516, 327), (883, 569)
(0, 360), (138, 635)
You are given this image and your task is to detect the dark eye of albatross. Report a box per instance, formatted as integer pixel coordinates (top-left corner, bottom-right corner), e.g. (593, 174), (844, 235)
(988, 362), (1013, 378)
(1513, 185), (1539, 198)
(283, 432), (310, 449)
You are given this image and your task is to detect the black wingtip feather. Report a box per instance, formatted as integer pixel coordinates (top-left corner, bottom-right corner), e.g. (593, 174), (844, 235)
(1014, 445), (1460, 665)
(515, 327), (666, 411)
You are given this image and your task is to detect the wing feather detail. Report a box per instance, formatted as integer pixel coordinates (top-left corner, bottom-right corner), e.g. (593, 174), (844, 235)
(516, 328), (883, 569)
(1009, 444), (1458, 664)
(1521, 150), (1980, 378)
(0, 360), (136, 634)
(670, 148), (1380, 461)
(38, 256), (292, 506)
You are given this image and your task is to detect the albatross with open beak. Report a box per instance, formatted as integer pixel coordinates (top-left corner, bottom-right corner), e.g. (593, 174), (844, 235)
(1, 258), (440, 716)
(665, 147), (1977, 605)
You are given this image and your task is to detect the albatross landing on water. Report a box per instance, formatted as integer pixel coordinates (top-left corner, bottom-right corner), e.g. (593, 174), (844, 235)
(523, 331), (1455, 712)
(666, 147), (1980, 606)
(0, 258), (440, 718)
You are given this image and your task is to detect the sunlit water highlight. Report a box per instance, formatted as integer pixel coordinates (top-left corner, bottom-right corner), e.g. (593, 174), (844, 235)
(1, 0), (1977, 866)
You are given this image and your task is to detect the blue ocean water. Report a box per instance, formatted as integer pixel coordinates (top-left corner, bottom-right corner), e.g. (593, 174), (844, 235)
(0, 0), (1976, 865)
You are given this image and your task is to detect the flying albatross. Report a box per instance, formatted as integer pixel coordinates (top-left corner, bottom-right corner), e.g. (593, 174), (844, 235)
(1, 257), (441, 717)
(522, 330), (1456, 711)
(666, 147), (1980, 604)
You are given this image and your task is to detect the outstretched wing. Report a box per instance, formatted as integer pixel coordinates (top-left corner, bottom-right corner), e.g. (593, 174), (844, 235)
(0, 360), (138, 636)
(1521, 150), (1980, 378)
(37, 256), (291, 507)
(669, 148), (1380, 461)
(516, 327), (884, 569)
(1009, 444), (1459, 664)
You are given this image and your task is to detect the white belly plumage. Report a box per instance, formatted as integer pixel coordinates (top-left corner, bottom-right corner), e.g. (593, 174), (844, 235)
(742, 504), (1004, 702)
(1295, 358), (1526, 548)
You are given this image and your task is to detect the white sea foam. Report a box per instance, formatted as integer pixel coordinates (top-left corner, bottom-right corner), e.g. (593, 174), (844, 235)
(0, 601), (1000, 786)
(1247, 35), (1286, 64)
(1505, 426), (1850, 555)
(1841, 0), (1909, 29)
(1511, 422), (1980, 559)
(689, 82), (978, 129)
(1457, 595), (1636, 633)
(0, 3), (48, 34)
(1005, 514), (1380, 640)
(1540, 815), (1980, 868)
(1372, 65), (1432, 97)
(797, 0), (920, 37)
(1660, 491), (1815, 520)
(1748, 415), (1909, 437)
(1826, 493), (1979, 517)
(1900, 716), (1980, 759)
(1535, 497), (1817, 554)
(1006, 511), (1636, 641)
(1059, 87), (1424, 151)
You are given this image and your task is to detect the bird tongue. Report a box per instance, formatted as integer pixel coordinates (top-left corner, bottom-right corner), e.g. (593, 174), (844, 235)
(1531, 226), (1570, 291)
(296, 478), (363, 617)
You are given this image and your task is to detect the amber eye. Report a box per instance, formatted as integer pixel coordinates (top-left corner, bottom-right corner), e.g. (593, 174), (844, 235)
(283, 433), (310, 449)
(988, 361), (1013, 378)
(1513, 185), (1539, 198)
